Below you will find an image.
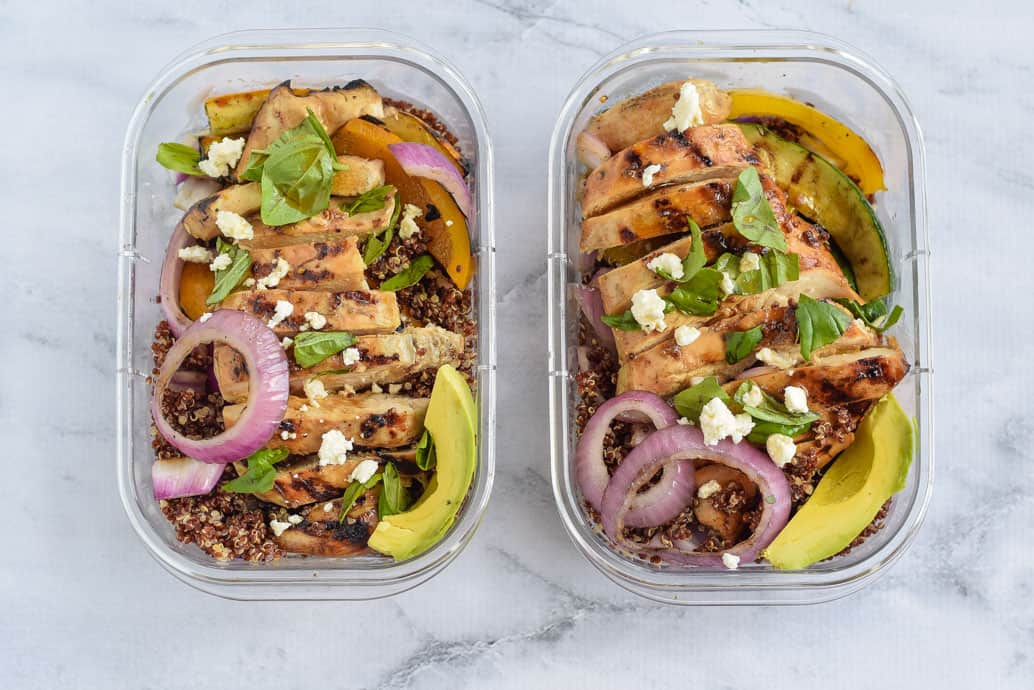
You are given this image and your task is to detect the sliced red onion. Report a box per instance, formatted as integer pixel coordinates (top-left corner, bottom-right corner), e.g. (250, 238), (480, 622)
(174, 172), (190, 185)
(152, 457), (224, 499)
(387, 142), (473, 219)
(572, 284), (615, 349)
(576, 131), (612, 169)
(600, 425), (791, 566)
(174, 176), (221, 210)
(159, 225), (196, 337)
(576, 391), (689, 528)
(167, 369), (207, 395)
(576, 250), (597, 273)
(151, 310), (289, 463)
(734, 365), (777, 381)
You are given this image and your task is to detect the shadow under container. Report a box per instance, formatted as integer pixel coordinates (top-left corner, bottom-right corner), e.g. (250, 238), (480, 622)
(547, 30), (932, 605)
(117, 29), (496, 600)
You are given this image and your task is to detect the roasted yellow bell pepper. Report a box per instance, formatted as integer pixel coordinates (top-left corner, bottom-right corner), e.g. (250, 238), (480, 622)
(728, 89), (885, 195)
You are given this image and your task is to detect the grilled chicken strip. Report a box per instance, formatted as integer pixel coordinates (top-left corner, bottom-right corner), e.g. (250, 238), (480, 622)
(616, 302), (878, 397)
(330, 155), (385, 197)
(219, 289), (400, 337)
(223, 393), (429, 452)
(580, 179), (736, 253)
(581, 125), (758, 218)
(214, 326), (463, 403)
(181, 183), (262, 241)
(234, 81), (384, 179)
(273, 491), (380, 556)
(582, 79), (733, 156)
(250, 238), (368, 293)
(240, 189), (397, 249)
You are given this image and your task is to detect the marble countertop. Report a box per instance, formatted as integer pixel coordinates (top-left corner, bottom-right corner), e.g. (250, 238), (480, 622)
(5, 0), (1033, 688)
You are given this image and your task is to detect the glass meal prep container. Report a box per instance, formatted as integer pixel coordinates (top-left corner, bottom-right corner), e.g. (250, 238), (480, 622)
(117, 29), (496, 600)
(547, 30), (933, 605)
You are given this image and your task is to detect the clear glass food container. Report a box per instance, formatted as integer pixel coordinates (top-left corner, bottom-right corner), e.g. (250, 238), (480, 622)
(547, 30), (932, 605)
(117, 29), (496, 600)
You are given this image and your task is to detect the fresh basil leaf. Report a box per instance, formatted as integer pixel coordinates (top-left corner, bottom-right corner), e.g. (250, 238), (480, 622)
(681, 220), (707, 282)
(260, 137), (336, 226)
(377, 463), (410, 518)
(222, 448), (289, 494)
(835, 298), (903, 333)
(667, 267), (724, 316)
(206, 240), (252, 305)
(293, 331), (357, 368)
(673, 376), (732, 422)
(725, 325), (764, 364)
(339, 473), (383, 523)
(600, 310), (642, 331)
(344, 185), (393, 215)
(156, 142), (204, 176)
(747, 420), (812, 446)
(363, 191), (403, 265)
(796, 294), (852, 360)
(737, 251), (800, 295)
(731, 167), (787, 252)
(734, 381), (820, 425)
(415, 430), (437, 471)
(380, 254), (435, 291)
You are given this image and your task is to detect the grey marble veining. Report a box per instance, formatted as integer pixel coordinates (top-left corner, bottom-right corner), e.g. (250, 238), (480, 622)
(4, 1), (1033, 688)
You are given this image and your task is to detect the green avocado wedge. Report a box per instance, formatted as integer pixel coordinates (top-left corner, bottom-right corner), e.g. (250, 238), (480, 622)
(763, 393), (914, 570)
(738, 123), (893, 301)
(367, 365), (477, 561)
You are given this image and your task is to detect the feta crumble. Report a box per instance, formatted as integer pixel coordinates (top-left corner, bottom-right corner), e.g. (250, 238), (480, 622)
(676, 416), (692, 426)
(243, 278), (256, 287)
(398, 203), (423, 239)
(722, 553), (741, 570)
(641, 163), (662, 187)
(209, 253), (232, 272)
(674, 324), (700, 347)
(719, 271), (737, 296)
(630, 288), (668, 333)
(784, 386), (809, 414)
(742, 383), (764, 408)
(318, 430), (354, 466)
(286, 514), (303, 526)
(279, 430), (297, 441)
(198, 313), (213, 323)
(198, 137), (245, 178)
(739, 252), (761, 273)
(256, 257), (290, 290)
(323, 502), (334, 512)
(699, 397), (754, 446)
(662, 81), (704, 133)
(267, 299), (294, 329)
(178, 246), (213, 263)
(269, 519), (292, 537)
(349, 459), (379, 484)
(766, 433), (797, 467)
(342, 347), (361, 367)
(756, 347), (796, 370)
(215, 210), (253, 241)
(304, 311), (327, 330)
(697, 479), (722, 499)
(690, 376), (706, 386)
(646, 252), (684, 280)
(303, 377), (328, 407)
(281, 336), (293, 349)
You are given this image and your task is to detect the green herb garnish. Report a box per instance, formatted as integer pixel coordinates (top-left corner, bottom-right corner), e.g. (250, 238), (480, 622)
(835, 298), (904, 333)
(363, 191), (403, 265)
(734, 382), (820, 426)
(344, 185), (393, 215)
(672, 376), (731, 422)
(724, 325), (764, 364)
(600, 310), (642, 331)
(415, 430), (437, 471)
(206, 238), (252, 305)
(796, 294), (852, 360)
(156, 142), (204, 176)
(666, 267), (724, 316)
(378, 463), (410, 517)
(293, 331), (358, 368)
(680, 220), (708, 282)
(737, 251), (800, 294)
(339, 472), (383, 523)
(731, 167), (787, 252)
(222, 448), (289, 494)
(380, 254), (434, 292)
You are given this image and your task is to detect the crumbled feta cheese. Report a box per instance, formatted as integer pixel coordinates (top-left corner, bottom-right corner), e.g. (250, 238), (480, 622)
(722, 553), (741, 570)
(209, 253), (232, 272)
(178, 246), (213, 263)
(739, 252), (761, 273)
(697, 479), (722, 499)
(269, 519), (292, 537)
(299, 404), (309, 412)
(719, 271), (737, 296)
(445, 219), (454, 227)
(303, 377), (328, 407)
(676, 416), (692, 426)
(243, 278), (256, 287)
(304, 311), (327, 330)
(630, 288), (668, 333)
(280, 430), (290, 441)
(267, 299), (294, 328)
(388, 384), (402, 395)
(323, 502), (333, 512)
(766, 433), (797, 467)
(198, 137), (245, 178)
(662, 81), (704, 133)
(699, 397), (754, 446)
(342, 347), (361, 367)
(742, 383), (764, 408)
(318, 429), (354, 466)
(784, 385), (809, 414)
(256, 257), (290, 290)
(756, 347), (796, 370)
(646, 252), (683, 280)
(674, 325), (701, 347)
(370, 383), (383, 394)
(398, 203), (423, 239)
(215, 210), (253, 241)
(690, 376), (706, 386)
(281, 336), (293, 350)
(349, 459), (379, 484)
(641, 163), (662, 187)
(286, 514), (303, 526)
(198, 313), (213, 323)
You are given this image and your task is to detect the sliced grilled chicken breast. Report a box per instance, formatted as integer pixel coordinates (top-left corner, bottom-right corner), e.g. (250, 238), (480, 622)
(219, 288), (400, 337)
(581, 125), (758, 218)
(249, 238), (368, 293)
(214, 326), (463, 403)
(583, 79), (732, 154)
(330, 155), (385, 197)
(181, 183), (262, 241)
(224, 393), (428, 451)
(273, 491), (380, 556)
(241, 190), (397, 249)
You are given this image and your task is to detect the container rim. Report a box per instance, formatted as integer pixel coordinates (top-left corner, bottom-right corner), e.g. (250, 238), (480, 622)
(547, 29), (934, 605)
(117, 28), (496, 600)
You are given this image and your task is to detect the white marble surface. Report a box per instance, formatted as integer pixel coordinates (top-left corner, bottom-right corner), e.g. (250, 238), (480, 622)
(5, 0), (1034, 688)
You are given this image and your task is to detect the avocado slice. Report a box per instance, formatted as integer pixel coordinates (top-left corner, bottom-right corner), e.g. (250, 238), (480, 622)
(763, 393), (914, 570)
(367, 365), (477, 561)
(738, 123), (893, 301)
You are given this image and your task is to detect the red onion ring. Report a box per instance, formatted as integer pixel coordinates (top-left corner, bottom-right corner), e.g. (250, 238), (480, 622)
(572, 284), (615, 349)
(152, 457), (224, 499)
(167, 369), (207, 395)
(576, 391), (692, 528)
(734, 365), (777, 381)
(576, 131), (612, 169)
(387, 142), (473, 219)
(159, 224), (196, 337)
(151, 309), (289, 463)
(600, 424), (791, 566)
